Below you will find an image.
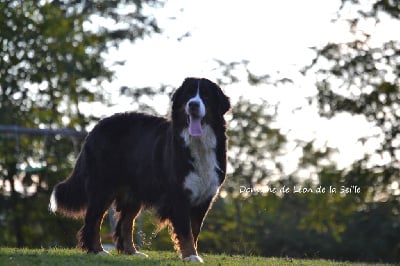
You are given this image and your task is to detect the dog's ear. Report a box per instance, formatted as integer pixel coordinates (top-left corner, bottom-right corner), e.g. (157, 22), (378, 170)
(171, 87), (181, 103)
(172, 78), (192, 104)
(216, 85), (231, 115)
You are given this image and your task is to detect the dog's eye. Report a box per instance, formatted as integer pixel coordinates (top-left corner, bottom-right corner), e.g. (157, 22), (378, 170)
(200, 93), (209, 100)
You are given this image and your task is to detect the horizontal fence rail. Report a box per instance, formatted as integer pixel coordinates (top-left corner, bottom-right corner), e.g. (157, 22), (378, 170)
(0, 125), (87, 137)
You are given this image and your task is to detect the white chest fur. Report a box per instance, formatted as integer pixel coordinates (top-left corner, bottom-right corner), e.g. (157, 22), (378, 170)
(181, 125), (220, 206)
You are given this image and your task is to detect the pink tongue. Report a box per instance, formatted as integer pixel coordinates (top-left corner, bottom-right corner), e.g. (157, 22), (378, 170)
(189, 117), (203, 136)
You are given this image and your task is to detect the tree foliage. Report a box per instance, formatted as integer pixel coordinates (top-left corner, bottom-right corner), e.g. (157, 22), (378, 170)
(305, 0), (400, 198)
(226, 98), (286, 192)
(0, 0), (161, 247)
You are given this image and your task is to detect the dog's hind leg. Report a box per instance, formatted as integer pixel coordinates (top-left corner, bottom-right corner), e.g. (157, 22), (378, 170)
(113, 201), (147, 256)
(77, 195), (113, 254)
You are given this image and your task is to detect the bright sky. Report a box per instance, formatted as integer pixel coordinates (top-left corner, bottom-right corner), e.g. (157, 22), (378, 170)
(90, 0), (398, 172)
(108, 0), (342, 87)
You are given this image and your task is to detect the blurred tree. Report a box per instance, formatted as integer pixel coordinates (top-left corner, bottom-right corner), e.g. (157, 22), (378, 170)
(294, 0), (400, 261)
(226, 98), (286, 191)
(304, 0), (400, 199)
(0, 0), (161, 247)
(215, 97), (287, 253)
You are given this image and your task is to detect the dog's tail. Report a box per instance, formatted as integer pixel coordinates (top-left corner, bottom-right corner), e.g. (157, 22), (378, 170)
(49, 152), (88, 218)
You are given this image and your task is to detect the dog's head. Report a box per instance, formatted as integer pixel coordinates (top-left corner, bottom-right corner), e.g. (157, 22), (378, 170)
(172, 78), (230, 137)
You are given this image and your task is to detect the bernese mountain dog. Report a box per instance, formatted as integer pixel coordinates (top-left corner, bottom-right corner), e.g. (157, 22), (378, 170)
(50, 77), (230, 263)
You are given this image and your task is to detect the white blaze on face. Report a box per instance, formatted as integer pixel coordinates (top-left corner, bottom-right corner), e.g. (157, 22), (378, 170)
(185, 82), (206, 137)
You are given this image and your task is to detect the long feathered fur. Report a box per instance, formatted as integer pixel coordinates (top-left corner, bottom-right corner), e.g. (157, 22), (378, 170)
(49, 153), (88, 218)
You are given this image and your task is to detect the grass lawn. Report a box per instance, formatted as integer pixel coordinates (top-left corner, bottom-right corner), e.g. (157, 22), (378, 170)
(0, 248), (393, 265)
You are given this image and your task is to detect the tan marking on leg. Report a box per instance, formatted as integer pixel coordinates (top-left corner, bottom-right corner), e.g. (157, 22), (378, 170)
(177, 234), (197, 258)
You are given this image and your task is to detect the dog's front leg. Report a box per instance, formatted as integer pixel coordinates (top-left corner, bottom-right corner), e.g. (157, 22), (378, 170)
(169, 204), (203, 263)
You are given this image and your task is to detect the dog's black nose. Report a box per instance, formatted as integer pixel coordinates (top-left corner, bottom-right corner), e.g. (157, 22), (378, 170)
(188, 101), (200, 110)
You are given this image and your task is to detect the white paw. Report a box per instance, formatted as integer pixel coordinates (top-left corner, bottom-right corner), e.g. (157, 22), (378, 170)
(133, 251), (149, 257)
(183, 255), (204, 263)
(97, 250), (110, 255)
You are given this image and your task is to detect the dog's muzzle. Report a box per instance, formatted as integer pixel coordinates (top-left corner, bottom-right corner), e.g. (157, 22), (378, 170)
(186, 100), (205, 137)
